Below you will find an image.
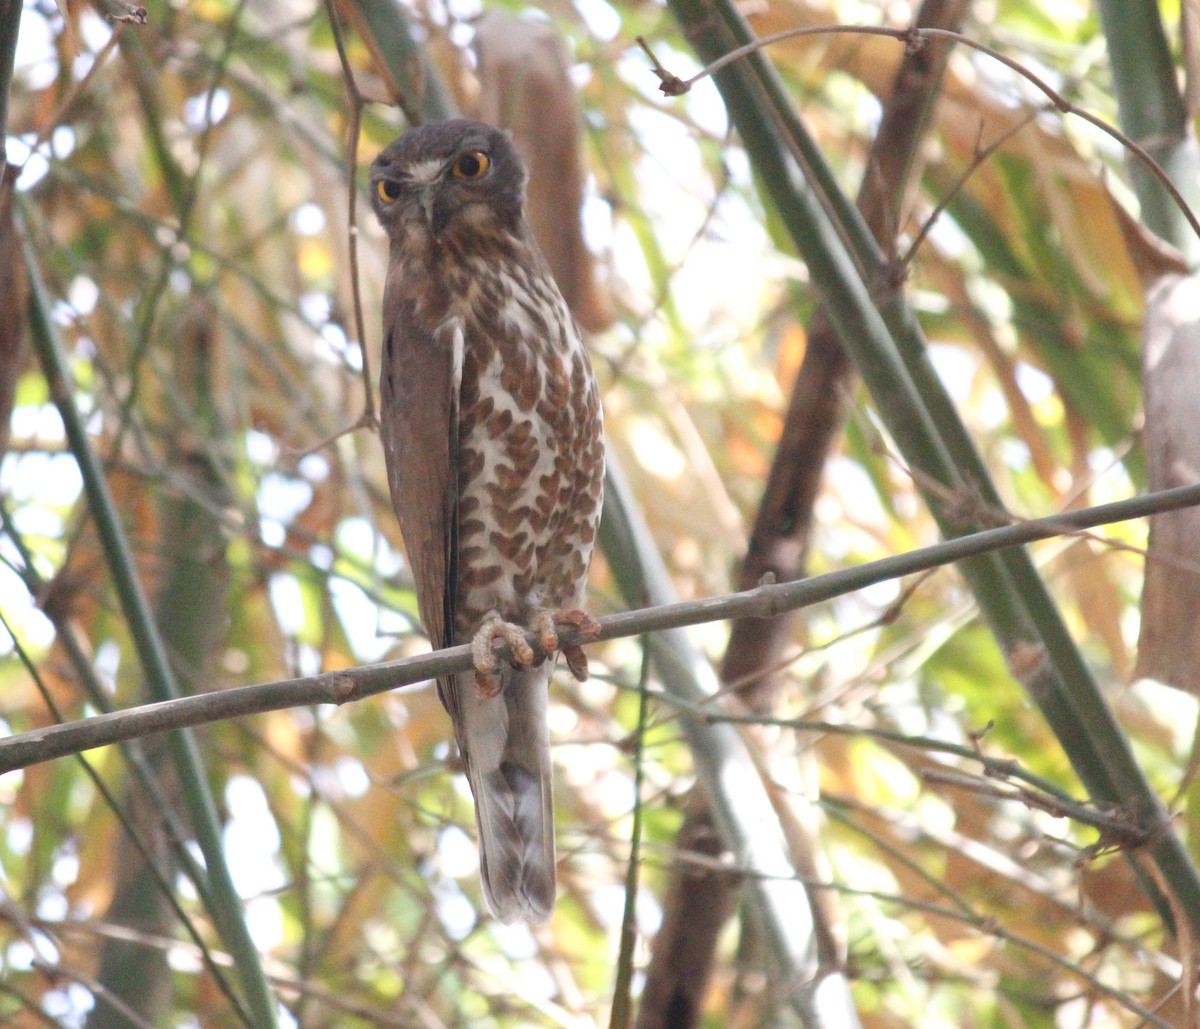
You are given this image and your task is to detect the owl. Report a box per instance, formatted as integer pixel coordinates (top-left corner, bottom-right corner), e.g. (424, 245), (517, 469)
(371, 119), (604, 924)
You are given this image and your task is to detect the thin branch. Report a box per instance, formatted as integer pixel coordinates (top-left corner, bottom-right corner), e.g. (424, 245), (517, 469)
(900, 105), (1044, 268)
(0, 21), (128, 221)
(919, 768), (1157, 850)
(630, 851), (1176, 1028)
(13, 912), (440, 1027)
(609, 645), (652, 1029)
(5, 481), (1200, 775)
(322, 0), (377, 431)
(0, 610), (253, 1025)
(701, 713), (1075, 803)
(638, 24), (1200, 246)
(35, 959), (158, 1029)
(19, 212), (280, 1028)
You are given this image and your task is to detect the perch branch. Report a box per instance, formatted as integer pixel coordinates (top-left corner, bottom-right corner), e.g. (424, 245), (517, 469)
(4, 481), (1199, 774)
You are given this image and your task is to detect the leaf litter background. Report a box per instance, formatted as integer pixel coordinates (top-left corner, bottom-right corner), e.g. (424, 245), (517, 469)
(1, 0), (1198, 1026)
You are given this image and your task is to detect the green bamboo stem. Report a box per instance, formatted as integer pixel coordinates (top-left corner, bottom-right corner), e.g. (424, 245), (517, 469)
(665, 0), (1200, 929)
(0, 0), (20, 148)
(337, 0), (453, 124)
(1094, 0), (1200, 261)
(667, 1), (1049, 703)
(20, 217), (280, 1028)
(1093, 0), (1200, 925)
(608, 648), (651, 1029)
(0, 503), (254, 1020)
(91, 304), (235, 1025)
(599, 461), (859, 1027)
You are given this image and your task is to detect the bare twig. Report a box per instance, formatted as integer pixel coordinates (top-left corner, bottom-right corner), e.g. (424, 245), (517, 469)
(4, 481), (1200, 774)
(323, 0), (378, 431)
(638, 25), (1200, 245)
(919, 768), (1156, 850)
(0, 22), (128, 222)
(609, 646), (651, 1029)
(703, 712), (1071, 801)
(632, 855), (1178, 1028)
(900, 106), (1044, 267)
(0, 610), (254, 1026)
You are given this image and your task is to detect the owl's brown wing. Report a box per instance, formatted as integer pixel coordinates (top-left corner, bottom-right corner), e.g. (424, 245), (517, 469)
(379, 289), (459, 710)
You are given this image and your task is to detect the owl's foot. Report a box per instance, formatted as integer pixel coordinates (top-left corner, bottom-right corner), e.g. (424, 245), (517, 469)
(471, 615), (536, 698)
(531, 609), (602, 682)
(471, 610), (601, 696)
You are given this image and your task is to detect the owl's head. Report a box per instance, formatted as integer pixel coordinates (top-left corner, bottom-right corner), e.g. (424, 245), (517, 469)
(370, 119), (527, 242)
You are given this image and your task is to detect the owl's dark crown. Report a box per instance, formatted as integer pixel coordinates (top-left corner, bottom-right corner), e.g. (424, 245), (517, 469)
(370, 119), (527, 239)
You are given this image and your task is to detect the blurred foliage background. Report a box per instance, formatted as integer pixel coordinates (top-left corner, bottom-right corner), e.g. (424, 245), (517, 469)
(2, 0), (1200, 1026)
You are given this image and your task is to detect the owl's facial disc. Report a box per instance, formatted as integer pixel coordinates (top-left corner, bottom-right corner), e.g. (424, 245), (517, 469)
(371, 120), (525, 239)
(374, 150), (495, 236)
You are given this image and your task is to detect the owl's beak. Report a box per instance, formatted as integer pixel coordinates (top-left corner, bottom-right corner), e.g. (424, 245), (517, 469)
(418, 188), (435, 229)
(419, 188), (453, 238)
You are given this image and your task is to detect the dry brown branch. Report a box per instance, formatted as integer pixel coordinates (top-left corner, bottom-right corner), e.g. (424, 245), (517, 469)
(322, 0), (377, 432)
(638, 23), (1200, 246)
(636, 3), (969, 1022)
(4, 481), (1198, 776)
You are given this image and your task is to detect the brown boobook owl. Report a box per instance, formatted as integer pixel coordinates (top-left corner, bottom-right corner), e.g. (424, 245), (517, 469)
(371, 120), (604, 924)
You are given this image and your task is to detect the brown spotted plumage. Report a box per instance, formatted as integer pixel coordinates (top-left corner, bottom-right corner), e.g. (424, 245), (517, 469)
(371, 120), (603, 924)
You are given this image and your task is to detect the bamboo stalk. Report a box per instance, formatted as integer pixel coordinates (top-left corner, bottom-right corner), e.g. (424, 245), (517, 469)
(19, 217), (280, 1029)
(663, 0), (1200, 933)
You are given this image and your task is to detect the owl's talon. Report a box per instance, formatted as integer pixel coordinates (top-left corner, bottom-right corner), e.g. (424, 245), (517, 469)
(562, 644), (589, 682)
(542, 609), (600, 682)
(471, 610), (600, 692)
(554, 609), (601, 644)
(471, 615), (537, 698)
(531, 610), (560, 655)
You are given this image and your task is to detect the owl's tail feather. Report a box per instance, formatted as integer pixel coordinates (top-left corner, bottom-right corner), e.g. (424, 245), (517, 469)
(457, 663), (556, 924)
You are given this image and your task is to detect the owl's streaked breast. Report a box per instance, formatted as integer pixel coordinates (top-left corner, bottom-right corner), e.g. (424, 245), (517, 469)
(451, 252), (604, 640)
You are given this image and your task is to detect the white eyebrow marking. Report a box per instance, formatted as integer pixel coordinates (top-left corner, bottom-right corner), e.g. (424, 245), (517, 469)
(406, 158), (443, 184)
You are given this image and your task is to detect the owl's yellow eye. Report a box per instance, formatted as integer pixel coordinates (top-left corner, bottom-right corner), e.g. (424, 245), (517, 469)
(451, 151), (490, 179)
(376, 179), (401, 203)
